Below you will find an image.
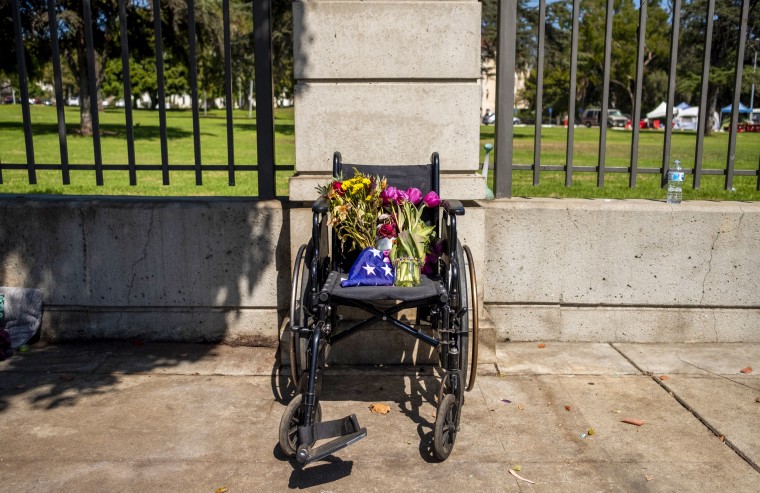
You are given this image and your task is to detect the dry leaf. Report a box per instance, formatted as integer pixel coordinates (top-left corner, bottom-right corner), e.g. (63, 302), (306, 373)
(512, 465), (522, 472)
(645, 475), (654, 481)
(612, 409), (622, 414)
(719, 435), (726, 442)
(587, 428), (596, 436)
(215, 488), (229, 493)
(756, 396), (760, 403)
(659, 375), (669, 381)
(508, 468), (536, 484)
(537, 343), (546, 349)
(565, 405), (572, 412)
(740, 367), (753, 374)
(517, 403), (525, 411)
(369, 403), (391, 415)
(622, 418), (645, 426)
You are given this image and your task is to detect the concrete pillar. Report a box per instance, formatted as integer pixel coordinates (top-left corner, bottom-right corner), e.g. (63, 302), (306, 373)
(290, 0), (485, 199)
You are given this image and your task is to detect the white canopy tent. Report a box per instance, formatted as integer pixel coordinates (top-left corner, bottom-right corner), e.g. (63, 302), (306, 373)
(646, 102), (678, 120)
(673, 106), (721, 131)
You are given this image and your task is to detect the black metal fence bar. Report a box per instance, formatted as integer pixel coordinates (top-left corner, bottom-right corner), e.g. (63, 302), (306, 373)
(152, 0), (170, 185)
(565, 0), (580, 187)
(83, 0), (104, 186)
(187, 0), (203, 186)
(47, 0), (70, 184)
(118, 0), (137, 185)
(253, 0), (276, 198)
(694, 0), (715, 190)
(533, 0), (546, 186)
(726, 0), (750, 191)
(662, 0), (682, 185)
(597, 0), (614, 188)
(10, 0), (36, 185)
(223, 0), (236, 186)
(0, 164), (294, 172)
(629, 0), (648, 188)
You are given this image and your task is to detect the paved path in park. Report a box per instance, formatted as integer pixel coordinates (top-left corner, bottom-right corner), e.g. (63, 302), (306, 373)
(1, 341), (759, 492)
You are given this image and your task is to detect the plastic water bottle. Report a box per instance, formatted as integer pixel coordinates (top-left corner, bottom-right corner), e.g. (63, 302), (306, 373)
(667, 159), (684, 204)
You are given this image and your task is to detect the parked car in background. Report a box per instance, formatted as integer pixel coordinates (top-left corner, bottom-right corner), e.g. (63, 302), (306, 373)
(581, 108), (629, 128)
(66, 97), (80, 106)
(2, 96), (14, 104)
(482, 110), (521, 125)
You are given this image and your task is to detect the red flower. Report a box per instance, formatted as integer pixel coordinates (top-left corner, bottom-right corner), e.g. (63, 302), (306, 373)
(332, 181), (345, 196)
(378, 223), (396, 238)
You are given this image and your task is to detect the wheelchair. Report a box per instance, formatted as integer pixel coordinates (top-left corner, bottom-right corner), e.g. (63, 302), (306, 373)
(279, 151), (479, 465)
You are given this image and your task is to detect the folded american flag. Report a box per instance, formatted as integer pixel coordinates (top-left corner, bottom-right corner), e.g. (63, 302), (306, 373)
(341, 247), (395, 287)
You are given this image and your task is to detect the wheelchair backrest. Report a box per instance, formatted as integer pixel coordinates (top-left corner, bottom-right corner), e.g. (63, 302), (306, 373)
(331, 151), (441, 272)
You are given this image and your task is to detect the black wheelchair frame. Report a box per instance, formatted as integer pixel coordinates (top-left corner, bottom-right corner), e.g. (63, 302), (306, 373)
(279, 152), (479, 465)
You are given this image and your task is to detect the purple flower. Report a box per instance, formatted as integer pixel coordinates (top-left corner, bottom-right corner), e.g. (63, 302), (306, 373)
(432, 239), (445, 257)
(422, 191), (441, 208)
(381, 186), (398, 206)
(406, 187), (423, 205)
(422, 253), (438, 275)
(396, 189), (409, 204)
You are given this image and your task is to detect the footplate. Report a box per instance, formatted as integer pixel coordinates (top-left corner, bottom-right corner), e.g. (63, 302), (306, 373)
(296, 414), (367, 465)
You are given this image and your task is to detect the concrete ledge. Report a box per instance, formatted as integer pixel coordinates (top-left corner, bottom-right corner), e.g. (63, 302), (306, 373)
(294, 1), (481, 80)
(294, 82), (481, 172)
(488, 305), (760, 343)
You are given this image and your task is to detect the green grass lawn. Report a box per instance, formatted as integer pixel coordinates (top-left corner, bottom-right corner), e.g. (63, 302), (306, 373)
(1, 105), (758, 200)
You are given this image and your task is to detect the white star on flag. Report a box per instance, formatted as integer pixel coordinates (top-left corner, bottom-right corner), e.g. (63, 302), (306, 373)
(382, 264), (393, 277)
(369, 248), (382, 258)
(362, 263), (376, 275)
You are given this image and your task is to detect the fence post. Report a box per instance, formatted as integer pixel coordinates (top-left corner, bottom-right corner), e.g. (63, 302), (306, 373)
(253, 0), (276, 199)
(494, 0), (516, 199)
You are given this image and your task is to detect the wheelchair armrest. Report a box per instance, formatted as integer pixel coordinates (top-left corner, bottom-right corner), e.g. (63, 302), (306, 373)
(443, 199), (465, 215)
(312, 196), (329, 214)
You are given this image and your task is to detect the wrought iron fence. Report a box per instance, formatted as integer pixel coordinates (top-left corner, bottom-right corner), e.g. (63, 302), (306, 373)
(493, 0), (759, 198)
(2, 0), (288, 199)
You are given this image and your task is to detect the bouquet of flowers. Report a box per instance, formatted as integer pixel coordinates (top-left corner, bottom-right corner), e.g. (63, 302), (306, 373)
(319, 169), (442, 287)
(381, 186), (441, 286)
(317, 169), (387, 252)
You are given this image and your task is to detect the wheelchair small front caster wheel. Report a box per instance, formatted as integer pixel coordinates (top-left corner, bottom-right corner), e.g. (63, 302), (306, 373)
(296, 444), (312, 465)
(433, 393), (459, 460)
(279, 394), (322, 457)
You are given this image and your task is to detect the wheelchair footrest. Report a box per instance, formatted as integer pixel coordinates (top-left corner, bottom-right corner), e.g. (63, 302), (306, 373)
(296, 414), (367, 465)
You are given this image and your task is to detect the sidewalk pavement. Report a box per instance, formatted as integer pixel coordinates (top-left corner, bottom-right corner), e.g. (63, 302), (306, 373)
(1, 341), (759, 492)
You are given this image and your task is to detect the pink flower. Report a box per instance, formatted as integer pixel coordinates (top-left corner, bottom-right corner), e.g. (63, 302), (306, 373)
(381, 186), (398, 206)
(332, 181), (344, 196)
(377, 223), (396, 238)
(396, 189), (409, 204)
(422, 191), (441, 208)
(406, 188), (423, 205)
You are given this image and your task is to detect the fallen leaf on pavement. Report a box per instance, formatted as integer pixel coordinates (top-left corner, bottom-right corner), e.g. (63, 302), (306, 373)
(645, 475), (654, 481)
(659, 375), (669, 381)
(622, 418), (645, 426)
(756, 396), (760, 403)
(537, 343), (546, 349)
(215, 488), (229, 493)
(740, 367), (752, 374)
(587, 428), (596, 436)
(509, 468), (536, 484)
(719, 435), (725, 442)
(512, 464), (522, 472)
(369, 403), (391, 415)
(517, 403), (525, 411)
(565, 405), (572, 412)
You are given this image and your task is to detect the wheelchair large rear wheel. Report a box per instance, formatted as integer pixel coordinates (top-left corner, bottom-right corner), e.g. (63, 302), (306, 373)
(278, 394), (322, 457)
(289, 243), (313, 389)
(461, 245), (479, 391)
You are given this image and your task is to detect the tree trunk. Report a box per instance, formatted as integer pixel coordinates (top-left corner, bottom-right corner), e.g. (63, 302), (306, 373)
(77, 39), (92, 136)
(704, 86), (719, 137)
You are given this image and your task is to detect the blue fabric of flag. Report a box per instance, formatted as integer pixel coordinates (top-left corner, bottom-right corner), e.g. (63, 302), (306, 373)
(341, 247), (395, 287)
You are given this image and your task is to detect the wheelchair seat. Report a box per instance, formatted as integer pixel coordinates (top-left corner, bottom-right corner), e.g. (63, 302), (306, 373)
(279, 151), (479, 466)
(320, 271), (447, 303)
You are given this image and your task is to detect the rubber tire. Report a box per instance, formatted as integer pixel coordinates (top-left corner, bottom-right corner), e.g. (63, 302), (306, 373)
(433, 393), (458, 461)
(456, 242), (469, 400)
(278, 394), (322, 458)
(289, 243), (313, 388)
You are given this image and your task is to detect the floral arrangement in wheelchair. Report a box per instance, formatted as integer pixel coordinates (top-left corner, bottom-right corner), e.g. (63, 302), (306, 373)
(318, 169), (442, 287)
